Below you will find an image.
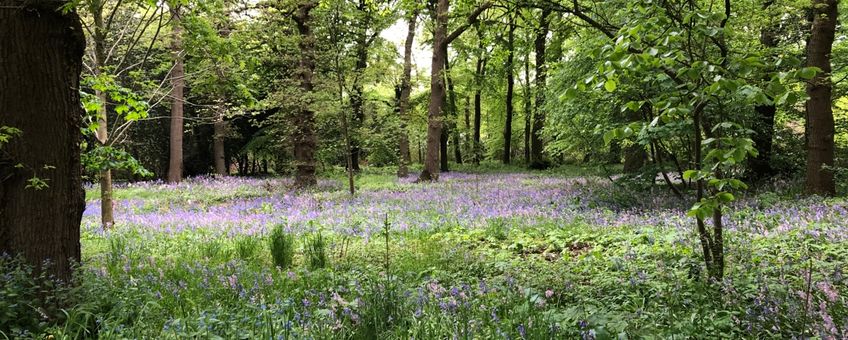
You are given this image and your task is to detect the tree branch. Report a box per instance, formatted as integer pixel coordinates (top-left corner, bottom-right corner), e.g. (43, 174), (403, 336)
(443, 2), (493, 47)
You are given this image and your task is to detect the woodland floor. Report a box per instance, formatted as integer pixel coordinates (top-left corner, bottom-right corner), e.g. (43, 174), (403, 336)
(19, 167), (848, 338)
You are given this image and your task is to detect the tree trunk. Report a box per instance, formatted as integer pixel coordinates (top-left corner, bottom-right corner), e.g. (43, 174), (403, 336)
(748, 0), (778, 180)
(0, 2), (85, 281)
(523, 47), (532, 164)
(473, 50), (486, 165)
(293, 1), (319, 188)
(623, 108), (647, 173)
(503, 15), (516, 165)
(804, 0), (837, 196)
(167, 6), (185, 183)
(530, 9), (551, 169)
(90, 1), (114, 228)
(419, 0), (490, 181)
(349, 0), (370, 173)
(213, 104), (227, 176)
(418, 0), (451, 181)
(397, 10), (418, 178)
(440, 129), (450, 171)
(444, 54), (460, 170)
(446, 57), (463, 165)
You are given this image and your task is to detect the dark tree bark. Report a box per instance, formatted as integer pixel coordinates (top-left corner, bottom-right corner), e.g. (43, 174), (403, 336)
(349, 0), (372, 172)
(623, 109), (647, 173)
(213, 104), (228, 176)
(804, 0), (837, 196)
(0, 1), (86, 281)
(167, 5), (185, 183)
(748, 0), (778, 180)
(523, 46), (532, 164)
(293, 1), (319, 188)
(464, 96), (472, 159)
(473, 36), (487, 165)
(449, 69), (463, 165)
(397, 10), (418, 178)
(503, 15), (516, 165)
(419, 0), (491, 181)
(444, 54), (461, 169)
(440, 56), (450, 172)
(529, 9), (551, 169)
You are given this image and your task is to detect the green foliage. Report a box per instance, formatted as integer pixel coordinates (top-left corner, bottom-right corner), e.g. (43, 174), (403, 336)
(80, 74), (152, 178)
(81, 146), (153, 177)
(269, 225), (295, 269)
(0, 126), (21, 149)
(305, 231), (327, 270)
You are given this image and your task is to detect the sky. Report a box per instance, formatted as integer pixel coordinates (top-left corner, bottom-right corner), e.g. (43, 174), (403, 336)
(379, 18), (432, 76)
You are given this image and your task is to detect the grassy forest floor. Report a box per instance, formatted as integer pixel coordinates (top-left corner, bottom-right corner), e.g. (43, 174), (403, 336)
(4, 166), (848, 339)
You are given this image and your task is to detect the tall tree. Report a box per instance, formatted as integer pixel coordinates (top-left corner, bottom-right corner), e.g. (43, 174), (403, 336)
(78, 0), (161, 228)
(804, 0), (837, 196)
(472, 27), (487, 165)
(503, 14), (516, 164)
(292, 0), (319, 188)
(419, 0), (491, 181)
(168, 4), (185, 183)
(0, 0), (86, 280)
(397, 9), (418, 178)
(442, 54), (459, 171)
(748, 0), (779, 180)
(348, 0), (371, 172)
(523, 37), (532, 164)
(529, 8), (550, 169)
(88, 0), (114, 227)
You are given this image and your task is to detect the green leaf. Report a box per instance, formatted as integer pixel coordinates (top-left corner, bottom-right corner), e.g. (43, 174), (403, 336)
(604, 79), (617, 92)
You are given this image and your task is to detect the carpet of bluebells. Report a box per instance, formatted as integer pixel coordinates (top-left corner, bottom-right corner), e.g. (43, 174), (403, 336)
(3, 170), (847, 339)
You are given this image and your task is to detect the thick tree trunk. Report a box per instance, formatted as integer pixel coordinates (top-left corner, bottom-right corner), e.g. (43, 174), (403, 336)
(293, 1), (318, 188)
(418, 0), (451, 181)
(530, 9), (551, 169)
(167, 6), (185, 183)
(419, 0), (490, 181)
(397, 10), (418, 178)
(0, 2), (86, 281)
(213, 104), (227, 176)
(804, 0), (837, 196)
(503, 16), (516, 165)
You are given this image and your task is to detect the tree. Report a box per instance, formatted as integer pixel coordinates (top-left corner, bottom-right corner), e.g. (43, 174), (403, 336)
(748, 0), (779, 180)
(529, 8), (550, 169)
(79, 0), (161, 228)
(168, 3), (186, 183)
(0, 0), (86, 281)
(292, 0), (319, 188)
(397, 8), (419, 177)
(348, 0), (394, 172)
(419, 0), (491, 181)
(502, 13), (516, 164)
(804, 0), (837, 196)
(472, 26), (488, 165)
